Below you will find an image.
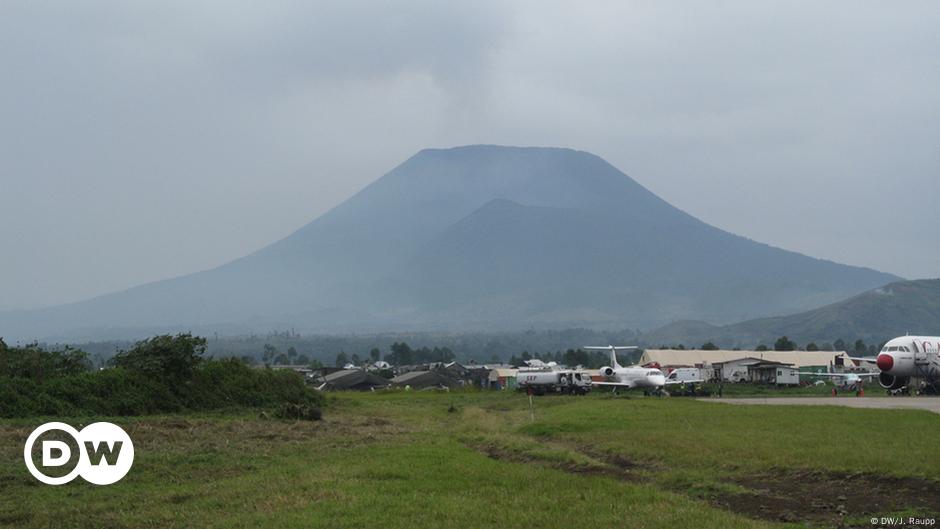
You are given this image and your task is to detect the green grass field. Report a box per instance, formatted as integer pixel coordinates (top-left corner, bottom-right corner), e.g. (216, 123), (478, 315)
(2, 390), (938, 529)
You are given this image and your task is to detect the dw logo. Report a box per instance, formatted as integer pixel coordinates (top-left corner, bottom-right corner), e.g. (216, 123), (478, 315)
(23, 422), (134, 485)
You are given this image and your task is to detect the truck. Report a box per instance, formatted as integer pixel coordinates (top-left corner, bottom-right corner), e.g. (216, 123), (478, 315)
(516, 370), (592, 395)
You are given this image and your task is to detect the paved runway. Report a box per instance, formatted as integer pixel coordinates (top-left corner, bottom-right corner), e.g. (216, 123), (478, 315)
(702, 397), (940, 415)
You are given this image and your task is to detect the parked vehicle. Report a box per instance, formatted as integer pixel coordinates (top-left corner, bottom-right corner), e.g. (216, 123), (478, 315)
(517, 370), (592, 395)
(664, 367), (706, 384)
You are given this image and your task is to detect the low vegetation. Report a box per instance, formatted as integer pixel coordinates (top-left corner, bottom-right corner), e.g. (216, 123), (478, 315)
(1, 390), (938, 528)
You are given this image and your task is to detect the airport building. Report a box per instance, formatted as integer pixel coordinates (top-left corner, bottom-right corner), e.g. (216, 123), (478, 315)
(639, 349), (853, 383)
(488, 368), (519, 390)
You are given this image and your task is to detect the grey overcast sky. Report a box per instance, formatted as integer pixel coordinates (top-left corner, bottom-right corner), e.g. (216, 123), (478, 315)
(1, 1), (938, 310)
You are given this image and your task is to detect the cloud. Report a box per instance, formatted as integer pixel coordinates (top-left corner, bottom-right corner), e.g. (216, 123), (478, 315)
(0, 0), (937, 309)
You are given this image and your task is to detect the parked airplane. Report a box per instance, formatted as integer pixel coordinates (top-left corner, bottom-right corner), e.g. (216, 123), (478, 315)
(849, 335), (940, 392)
(799, 368), (879, 391)
(585, 345), (697, 391)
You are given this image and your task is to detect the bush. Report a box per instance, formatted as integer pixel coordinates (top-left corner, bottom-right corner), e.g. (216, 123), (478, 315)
(0, 338), (90, 380)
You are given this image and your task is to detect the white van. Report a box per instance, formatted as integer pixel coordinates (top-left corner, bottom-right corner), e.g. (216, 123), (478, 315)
(664, 367), (705, 383)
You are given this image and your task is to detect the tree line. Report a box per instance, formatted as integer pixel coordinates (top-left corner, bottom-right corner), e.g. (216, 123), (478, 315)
(0, 334), (322, 418)
(660, 337), (885, 355)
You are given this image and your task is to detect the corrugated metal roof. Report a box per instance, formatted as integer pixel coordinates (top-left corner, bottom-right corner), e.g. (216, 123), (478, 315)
(321, 369), (390, 389)
(390, 371), (435, 383)
(323, 369), (363, 381)
(640, 349), (850, 368)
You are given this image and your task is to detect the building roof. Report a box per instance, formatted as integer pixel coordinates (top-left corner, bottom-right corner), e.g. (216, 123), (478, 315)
(640, 349), (850, 368)
(390, 370), (459, 388)
(713, 357), (794, 367)
(323, 369), (361, 382)
(742, 359), (796, 368)
(320, 369), (390, 390)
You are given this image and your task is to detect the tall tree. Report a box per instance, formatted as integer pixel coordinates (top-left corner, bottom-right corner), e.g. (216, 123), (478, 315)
(262, 344), (278, 366)
(774, 336), (797, 351)
(388, 342), (414, 366)
(854, 339), (868, 355)
(335, 351), (349, 367)
(111, 333), (206, 382)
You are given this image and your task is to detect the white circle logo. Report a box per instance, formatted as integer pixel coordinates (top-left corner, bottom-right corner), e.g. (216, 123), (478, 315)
(23, 422), (134, 485)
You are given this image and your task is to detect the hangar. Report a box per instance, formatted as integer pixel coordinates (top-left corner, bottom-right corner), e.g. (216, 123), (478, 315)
(639, 349), (854, 383)
(640, 349), (852, 369)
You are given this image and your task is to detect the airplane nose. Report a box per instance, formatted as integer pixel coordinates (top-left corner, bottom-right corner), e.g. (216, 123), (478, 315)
(652, 375), (666, 386)
(876, 353), (894, 372)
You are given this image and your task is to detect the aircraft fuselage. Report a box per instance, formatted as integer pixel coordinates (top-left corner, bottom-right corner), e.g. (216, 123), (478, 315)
(875, 336), (940, 390)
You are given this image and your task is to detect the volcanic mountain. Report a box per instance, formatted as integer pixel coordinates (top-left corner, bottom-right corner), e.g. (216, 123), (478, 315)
(1, 145), (899, 341)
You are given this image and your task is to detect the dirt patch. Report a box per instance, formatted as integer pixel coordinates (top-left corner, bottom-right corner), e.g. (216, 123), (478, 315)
(465, 441), (646, 482)
(712, 469), (940, 527)
(569, 445), (660, 474)
(471, 438), (940, 528)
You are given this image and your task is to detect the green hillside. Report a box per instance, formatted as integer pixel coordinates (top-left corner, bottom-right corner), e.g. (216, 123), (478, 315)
(643, 279), (940, 347)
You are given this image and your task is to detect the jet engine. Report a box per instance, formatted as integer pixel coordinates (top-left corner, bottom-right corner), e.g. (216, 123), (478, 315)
(599, 366), (615, 377)
(879, 372), (909, 390)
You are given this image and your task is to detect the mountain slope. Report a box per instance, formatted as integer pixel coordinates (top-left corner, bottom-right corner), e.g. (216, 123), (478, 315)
(1, 145), (900, 341)
(643, 279), (940, 347)
(390, 196), (899, 328)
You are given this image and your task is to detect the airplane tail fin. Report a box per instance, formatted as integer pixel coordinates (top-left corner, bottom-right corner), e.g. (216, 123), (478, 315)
(583, 346), (636, 369)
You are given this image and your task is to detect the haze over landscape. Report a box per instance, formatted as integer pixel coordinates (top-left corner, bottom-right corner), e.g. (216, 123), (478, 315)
(0, 145), (911, 342)
(1, 1), (938, 345)
(2, 1), (939, 314)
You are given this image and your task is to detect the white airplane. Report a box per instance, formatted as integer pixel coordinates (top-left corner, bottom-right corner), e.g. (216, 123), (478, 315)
(799, 368), (879, 391)
(585, 345), (674, 391)
(849, 335), (940, 392)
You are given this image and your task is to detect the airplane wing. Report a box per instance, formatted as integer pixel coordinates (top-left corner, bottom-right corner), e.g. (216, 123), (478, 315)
(664, 379), (704, 385)
(846, 356), (878, 363)
(583, 346), (637, 350)
(591, 381), (635, 388)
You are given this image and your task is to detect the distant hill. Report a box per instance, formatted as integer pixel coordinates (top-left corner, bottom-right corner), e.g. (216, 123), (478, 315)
(1, 145), (900, 341)
(642, 279), (940, 347)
